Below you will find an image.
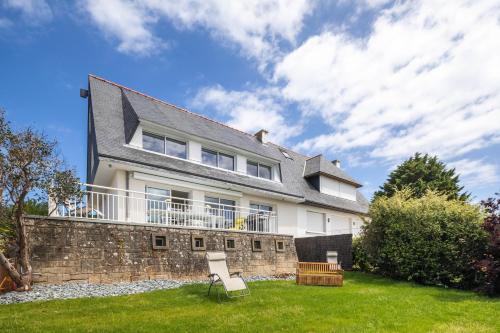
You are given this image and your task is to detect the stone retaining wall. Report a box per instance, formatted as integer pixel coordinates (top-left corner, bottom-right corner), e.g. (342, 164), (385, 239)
(25, 216), (297, 284)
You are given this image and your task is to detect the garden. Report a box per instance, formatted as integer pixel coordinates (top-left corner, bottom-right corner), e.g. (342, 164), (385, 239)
(0, 113), (499, 332)
(1, 272), (499, 333)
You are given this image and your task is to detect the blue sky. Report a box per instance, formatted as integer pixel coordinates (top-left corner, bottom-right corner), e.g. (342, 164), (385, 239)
(1, 0), (499, 201)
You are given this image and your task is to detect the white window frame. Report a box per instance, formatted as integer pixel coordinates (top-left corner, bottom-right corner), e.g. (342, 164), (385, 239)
(201, 148), (235, 171)
(247, 160), (272, 180)
(143, 131), (187, 159)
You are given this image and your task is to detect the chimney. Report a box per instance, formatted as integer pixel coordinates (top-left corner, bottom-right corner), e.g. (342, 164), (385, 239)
(254, 129), (269, 143)
(332, 159), (341, 168)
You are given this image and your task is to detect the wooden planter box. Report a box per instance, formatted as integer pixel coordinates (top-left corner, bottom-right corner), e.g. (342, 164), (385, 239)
(296, 262), (343, 287)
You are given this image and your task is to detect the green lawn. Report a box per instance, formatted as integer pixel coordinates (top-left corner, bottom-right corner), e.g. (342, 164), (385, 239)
(1, 272), (498, 333)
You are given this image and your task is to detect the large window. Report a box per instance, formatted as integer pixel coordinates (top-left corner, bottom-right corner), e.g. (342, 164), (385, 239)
(146, 187), (171, 223)
(248, 203), (273, 232)
(205, 196), (236, 228)
(143, 132), (186, 159)
(201, 148), (234, 171)
(247, 161), (272, 180)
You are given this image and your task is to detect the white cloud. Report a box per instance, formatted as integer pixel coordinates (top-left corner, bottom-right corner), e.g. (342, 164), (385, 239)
(191, 85), (302, 144)
(448, 158), (500, 190)
(83, 0), (163, 55)
(4, 0), (53, 23)
(82, 0), (313, 63)
(275, 0), (500, 164)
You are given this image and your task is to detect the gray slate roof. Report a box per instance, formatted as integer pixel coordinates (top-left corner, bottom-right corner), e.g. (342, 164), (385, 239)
(304, 155), (362, 187)
(88, 75), (369, 215)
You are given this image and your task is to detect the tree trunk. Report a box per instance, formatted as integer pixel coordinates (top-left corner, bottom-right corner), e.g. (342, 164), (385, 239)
(15, 200), (32, 290)
(0, 252), (23, 288)
(0, 196), (33, 291)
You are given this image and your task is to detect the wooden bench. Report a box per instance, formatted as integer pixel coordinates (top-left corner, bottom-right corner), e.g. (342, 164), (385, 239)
(296, 262), (343, 286)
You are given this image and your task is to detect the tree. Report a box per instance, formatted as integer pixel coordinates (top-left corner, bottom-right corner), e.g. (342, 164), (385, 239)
(0, 109), (80, 290)
(374, 153), (470, 201)
(476, 193), (500, 296)
(23, 198), (49, 216)
(356, 190), (486, 289)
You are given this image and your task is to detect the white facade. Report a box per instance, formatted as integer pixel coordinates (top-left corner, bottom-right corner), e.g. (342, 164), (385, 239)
(320, 176), (357, 201)
(88, 124), (366, 237)
(93, 165), (365, 237)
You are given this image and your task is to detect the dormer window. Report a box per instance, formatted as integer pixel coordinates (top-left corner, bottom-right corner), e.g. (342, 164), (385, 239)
(143, 132), (164, 154)
(247, 161), (271, 179)
(143, 132), (186, 159)
(165, 137), (187, 159)
(201, 148), (234, 171)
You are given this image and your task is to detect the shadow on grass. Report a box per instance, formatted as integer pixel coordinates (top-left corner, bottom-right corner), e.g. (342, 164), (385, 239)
(348, 271), (499, 303)
(179, 283), (245, 304)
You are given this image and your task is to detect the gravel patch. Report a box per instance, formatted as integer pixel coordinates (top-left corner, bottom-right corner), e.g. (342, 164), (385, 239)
(0, 275), (295, 305)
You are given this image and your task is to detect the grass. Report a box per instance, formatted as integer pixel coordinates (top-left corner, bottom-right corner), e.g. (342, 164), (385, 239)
(0, 272), (498, 333)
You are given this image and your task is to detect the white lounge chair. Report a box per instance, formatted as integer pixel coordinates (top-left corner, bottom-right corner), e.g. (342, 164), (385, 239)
(206, 252), (250, 301)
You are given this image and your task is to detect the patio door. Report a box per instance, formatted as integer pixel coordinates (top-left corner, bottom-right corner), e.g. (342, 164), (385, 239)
(205, 196), (236, 229)
(249, 204), (273, 232)
(146, 187), (170, 223)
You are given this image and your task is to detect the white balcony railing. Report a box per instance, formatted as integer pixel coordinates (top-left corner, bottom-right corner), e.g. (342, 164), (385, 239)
(51, 184), (278, 233)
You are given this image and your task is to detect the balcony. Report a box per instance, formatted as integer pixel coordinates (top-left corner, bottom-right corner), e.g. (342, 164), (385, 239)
(51, 184), (278, 233)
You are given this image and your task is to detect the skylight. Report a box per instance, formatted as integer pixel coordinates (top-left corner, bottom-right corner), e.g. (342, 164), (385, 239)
(280, 150), (293, 160)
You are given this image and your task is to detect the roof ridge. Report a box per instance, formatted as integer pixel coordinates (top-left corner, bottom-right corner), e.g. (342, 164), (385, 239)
(88, 74), (257, 139)
(305, 154), (323, 161)
(267, 142), (312, 159)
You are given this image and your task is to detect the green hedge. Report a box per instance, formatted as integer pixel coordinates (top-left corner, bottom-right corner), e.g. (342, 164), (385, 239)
(355, 190), (487, 289)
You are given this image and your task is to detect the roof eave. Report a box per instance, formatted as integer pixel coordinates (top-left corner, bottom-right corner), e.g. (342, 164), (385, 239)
(304, 171), (362, 188)
(301, 200), (369, 216)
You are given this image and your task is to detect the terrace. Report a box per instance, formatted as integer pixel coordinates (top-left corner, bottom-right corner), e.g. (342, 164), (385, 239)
(50, 184), (278, 233)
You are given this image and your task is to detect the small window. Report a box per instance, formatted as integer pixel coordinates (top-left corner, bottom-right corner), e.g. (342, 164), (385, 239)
(165, 137), (187, 159)
(225, 237), (236, 251)
(191, 235), (206, 251)
(247, 161), (258, 177)
(202, 148), (218, 167)
(247, 161), (272, 180)
(275, 240), (285, 252)
(259, 164), (271, 180)
(252, 238), (263, 252)
(143, 132), (164, 154)
(218, 153), (234, 171)
(201, 148), (234, 170)
(151, 233), (168, 250)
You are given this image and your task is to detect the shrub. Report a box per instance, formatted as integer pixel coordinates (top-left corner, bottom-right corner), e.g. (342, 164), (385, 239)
(358, 190), (487, 289)
(475, 194), (500, 296)
(352, 236), (374, 272)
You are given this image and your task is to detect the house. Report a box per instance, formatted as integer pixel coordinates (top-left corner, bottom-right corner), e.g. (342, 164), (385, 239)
(73, 75), (368, 237)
